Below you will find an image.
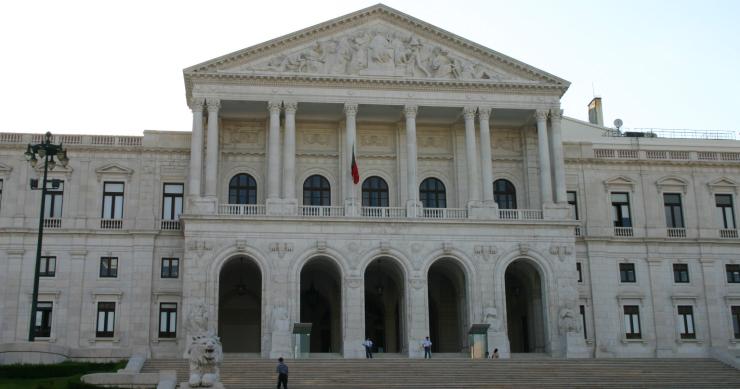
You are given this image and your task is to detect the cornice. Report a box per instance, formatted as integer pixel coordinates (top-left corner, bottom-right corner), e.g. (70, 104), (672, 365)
(565, 157), (740, 169)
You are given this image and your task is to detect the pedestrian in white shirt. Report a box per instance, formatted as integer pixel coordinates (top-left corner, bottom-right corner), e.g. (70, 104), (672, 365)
(363, 338), (373, 359)
(422, 336), (432, 359)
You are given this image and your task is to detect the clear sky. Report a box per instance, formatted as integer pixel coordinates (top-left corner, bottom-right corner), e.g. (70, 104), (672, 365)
(1, 0), (738, 135)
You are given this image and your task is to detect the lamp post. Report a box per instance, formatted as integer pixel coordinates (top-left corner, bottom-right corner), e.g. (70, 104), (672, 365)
(24, 131), (68, 341)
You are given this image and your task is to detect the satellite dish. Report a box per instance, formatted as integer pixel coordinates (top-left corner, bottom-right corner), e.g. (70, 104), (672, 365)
(614, 119), (623, 129)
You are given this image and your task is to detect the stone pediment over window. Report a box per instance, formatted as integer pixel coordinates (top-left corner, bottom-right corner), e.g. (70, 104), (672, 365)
(708, 177), (739, 194)
(603, 175), (636, 192)
(34, 163), (73, 178)
(0, 162), (12, 176)
(184, 4), (568, 95)
(656, 176), (688, 194)
(95, 163), (134, 182)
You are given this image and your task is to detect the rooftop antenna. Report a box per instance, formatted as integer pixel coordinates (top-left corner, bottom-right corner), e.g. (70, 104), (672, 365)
(614, 119), (623, 131)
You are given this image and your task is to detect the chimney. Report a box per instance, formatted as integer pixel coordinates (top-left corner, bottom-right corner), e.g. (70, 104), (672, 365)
(588, 97), (604, 126)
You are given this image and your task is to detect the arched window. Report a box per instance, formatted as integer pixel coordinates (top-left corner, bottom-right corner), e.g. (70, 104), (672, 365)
(303, 175), (331, 206)
(228, 174), (257, 204)
(419, 178), (446, 208)
(362, 176), (389, 207)
(494, 179), (517, 209)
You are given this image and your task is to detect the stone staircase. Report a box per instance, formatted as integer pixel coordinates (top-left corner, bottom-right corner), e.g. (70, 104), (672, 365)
(142, 356), (740, 388)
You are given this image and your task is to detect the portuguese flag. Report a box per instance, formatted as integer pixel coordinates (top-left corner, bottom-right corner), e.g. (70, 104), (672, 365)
(351, 145), (360, 184)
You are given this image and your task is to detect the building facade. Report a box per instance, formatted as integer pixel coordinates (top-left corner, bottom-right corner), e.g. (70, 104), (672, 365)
(1, 4), (739, 363)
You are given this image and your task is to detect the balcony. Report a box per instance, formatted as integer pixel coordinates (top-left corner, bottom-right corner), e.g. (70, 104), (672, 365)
(218, 204), (266, 216)
(719, 228), (739, 239)
(420, 208), (468, 219)
(160, 220), (181, 230)
(667, 228), (687, 238)
(614, 227), (634, 237)
(43, 218), (62, 229)
(499, 209), (543, 220)
(299, 206), (345, 217)
(361, 207), (407, 218)
(100, 219), (123, 229)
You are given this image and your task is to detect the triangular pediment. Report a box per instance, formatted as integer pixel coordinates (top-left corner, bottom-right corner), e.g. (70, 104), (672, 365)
(656, 176), (688, 193)
(95, 163), (134, 181)
(708, 177), (739, 193)
(603, 175), (636, 191)
(0, 162), (12, 174)
(185, 4), (568, 89)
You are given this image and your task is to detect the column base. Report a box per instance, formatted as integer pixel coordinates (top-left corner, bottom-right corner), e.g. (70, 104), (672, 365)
(468, 201), (499, 220)
(543, 202), (570, 220)
(266, 198), (297, 216)
(187, 196), (217, 215)
(406, 200), (423, 217)
(344, 199), (360, 217)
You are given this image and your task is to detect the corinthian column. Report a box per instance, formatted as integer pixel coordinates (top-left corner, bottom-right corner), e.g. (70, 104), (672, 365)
(188, 99), (204, 197)
(404, 105), (419, 209)
(267, 101), (282, 200)
(550, 109), (567, 204)
(205, 98), (220, 197)
(344, 103), (358, 208)
(478, 107), (494, 205)
(536, 109), (553, 205)
(282, 102), (297, 202)
(463, 106), (480, 204)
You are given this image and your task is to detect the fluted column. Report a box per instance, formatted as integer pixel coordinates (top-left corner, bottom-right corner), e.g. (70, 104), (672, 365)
(188, 99), (204, 197)
(205, 98), (220, 197)
(344, 103), (358, 207)
(282, 102), (297, 202)
(463, 106), (480, 204)
(404, 105), (419, 207)
(267, 101), (282, 200)
(478, 107), (494, 205)
(536, 109), (553, 205)
(549, 109), (567, 204)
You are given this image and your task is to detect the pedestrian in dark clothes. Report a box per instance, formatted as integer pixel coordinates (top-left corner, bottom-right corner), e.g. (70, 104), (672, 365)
(276, 357), (289, 389)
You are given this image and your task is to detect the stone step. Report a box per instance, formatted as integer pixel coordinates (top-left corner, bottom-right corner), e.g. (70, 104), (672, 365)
(143, 357), (740, 388)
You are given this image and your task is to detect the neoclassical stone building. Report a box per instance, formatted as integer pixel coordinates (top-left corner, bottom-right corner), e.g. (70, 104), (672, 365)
(1, 4), (739, 363)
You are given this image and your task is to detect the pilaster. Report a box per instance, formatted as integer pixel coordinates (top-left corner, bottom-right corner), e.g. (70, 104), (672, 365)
(204, 98), (221, 198)
(535, 109), (553, 206)
(187, 98), (204, 199)
(463, 106), (481, 207)
(267, 101), (282, 202)
(549, 109), (567, 204)
(404, 105), (421, 216)
(282, 102), (297, 206)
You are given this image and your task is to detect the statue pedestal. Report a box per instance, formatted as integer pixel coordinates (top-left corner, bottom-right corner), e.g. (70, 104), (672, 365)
(179, 383), (225, 389)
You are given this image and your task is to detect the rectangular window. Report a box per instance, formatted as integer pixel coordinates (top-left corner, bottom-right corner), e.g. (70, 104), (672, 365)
(0, 179), (3, 212)
(673, 263), (690, 283)
(576, 262), (583, 283)
(664, 193), (685, 228)
(34, 301), (53, 338)
(162, 183), (184, 221)
(677, 305), (696, 339)
(161, 258), (179, 279)
(100, 257), (118, 278)
(732, 306), (740, 339)
(580, 305), (587, 339)
(611, 192), (632, 227)
(43, 180), (64, 219)
(159, 303), (177, 338)
(620, 263), (636, 283)
(716, 194), (736, 229)
(96, 302), (115, 338)
(102, 182), (124, 219)
(567, 191), (579, 220)
(624, 305), (641, 339)
(39, 256), (56, 277)
(727, 264), (740, 283)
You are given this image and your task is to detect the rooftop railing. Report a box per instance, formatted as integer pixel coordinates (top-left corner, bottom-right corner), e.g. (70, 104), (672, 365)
(0, 133), (142, 147)
(603, 128), (737, 140)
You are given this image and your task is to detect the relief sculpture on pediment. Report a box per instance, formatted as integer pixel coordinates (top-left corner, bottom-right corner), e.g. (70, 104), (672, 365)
(222, 122), (264, 147)
(248, 27), (512, 81)
(492, 130), (521, 155)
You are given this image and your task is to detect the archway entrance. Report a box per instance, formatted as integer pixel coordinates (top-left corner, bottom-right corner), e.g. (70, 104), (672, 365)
(364, 257), (405, 354)
(504, 260), (546, 353)
(218, 256), (261, 353)
(428, 259), (467, 352)
(300, 257), (342, 353)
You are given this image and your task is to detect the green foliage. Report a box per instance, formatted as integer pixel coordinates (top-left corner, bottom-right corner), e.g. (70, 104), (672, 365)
(0, 361), (124, 379)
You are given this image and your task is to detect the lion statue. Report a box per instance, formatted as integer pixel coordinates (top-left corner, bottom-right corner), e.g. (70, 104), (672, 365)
(186, 334), (223, 387)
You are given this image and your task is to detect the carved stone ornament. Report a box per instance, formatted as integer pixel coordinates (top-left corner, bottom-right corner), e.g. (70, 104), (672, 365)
(558, 306), (581, 335)
(379, 241), (391, 253)
(347, 277), (362, 288)
(474, 245), (497, 261)
(316, 240), (327, 253)
(235, 240), (247, 252)
(442, 242), (453, 254)
(244, 26), (512, 81)
(549, 244), (573, 262)
(188, 240), (212, 258)
(186, 334), (223, 387)
(483, 306), (502, 332)
(518, 243), (529, 255)
(269, 242), (294, 258)
(410, 278), (425, 289)
(271, 305), (290, 333)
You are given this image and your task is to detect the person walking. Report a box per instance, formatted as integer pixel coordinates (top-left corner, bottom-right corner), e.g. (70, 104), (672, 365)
(363, 338), (373, 359)
(276, 357), (289, 389)
(491, 348), (500, 359)
(422, 336), (432, 359)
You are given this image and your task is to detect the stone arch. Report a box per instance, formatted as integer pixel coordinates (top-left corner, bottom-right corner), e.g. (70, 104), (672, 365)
(222, 166), (263, 204)
(297, 255), (344, 353)
(425, 255), (471, 353)
(361, 252), (409, 354)
(359, 170), (396, 207)
(216, 254), (264, 353)
(494, 250), (552, 354)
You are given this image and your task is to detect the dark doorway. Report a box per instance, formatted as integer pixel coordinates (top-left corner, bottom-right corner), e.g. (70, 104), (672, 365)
(364, 258), (405, 353)
(300, 257), (342, 353)
(427, 259), (467, 352)
(505, 260), (546, 353)
(218, 257), (261, 352)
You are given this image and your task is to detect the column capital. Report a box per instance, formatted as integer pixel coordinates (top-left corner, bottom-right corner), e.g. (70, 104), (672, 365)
(206, 98), (220, 112)
(535, 109), (549, 121)
(283, 101), (297, 114)
(463, 106), (477, 119)
(550, 108), (564, 119)
(268, 101), (282, 114)
(478, 107), (492, 119)
(344, 103), (358, 116)
(188, 98), (204, 112)
(403, 105), (418, 118)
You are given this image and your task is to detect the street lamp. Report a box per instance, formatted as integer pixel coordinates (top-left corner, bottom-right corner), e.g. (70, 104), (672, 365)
(24, 131), (68, 341)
